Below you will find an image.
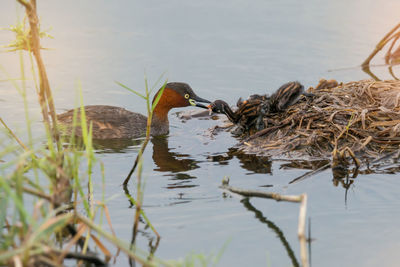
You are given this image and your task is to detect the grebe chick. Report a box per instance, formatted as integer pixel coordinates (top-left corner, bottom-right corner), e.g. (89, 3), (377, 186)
(208, 81), (312, 133)
(207, 100), (238, 123)
(266, 81), (308, 113)
(208, 100), (260, 135)
(57, 82), (210, 139)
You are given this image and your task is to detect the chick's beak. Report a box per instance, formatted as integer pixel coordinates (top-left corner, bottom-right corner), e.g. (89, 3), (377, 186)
(206, 104), (213, 115)
(190, 95), (211, 109)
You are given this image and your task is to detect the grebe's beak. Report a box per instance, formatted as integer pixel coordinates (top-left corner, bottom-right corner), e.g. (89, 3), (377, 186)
(189, 95), (211, 109)
(206, 104), (213, 115)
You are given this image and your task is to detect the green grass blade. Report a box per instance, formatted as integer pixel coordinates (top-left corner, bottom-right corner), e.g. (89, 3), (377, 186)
(115, 81), (146, 100)
(76, 81), (91, 215)
(151, 80), (168, 112)
(0, 188), (8, 239)
(0, 174), (32, 226)
(149, 71), (167, 94)
(0, 246), (26, 263)
(28, 212), (73, 246)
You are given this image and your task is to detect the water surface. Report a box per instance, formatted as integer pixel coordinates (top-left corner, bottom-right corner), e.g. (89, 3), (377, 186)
(1, 1), (400, 266)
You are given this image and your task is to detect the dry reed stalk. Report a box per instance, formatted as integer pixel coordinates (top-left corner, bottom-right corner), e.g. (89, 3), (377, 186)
(297, 194), (308, 267)
(16, 0), (60, 146)
(362, 22), (400, 67)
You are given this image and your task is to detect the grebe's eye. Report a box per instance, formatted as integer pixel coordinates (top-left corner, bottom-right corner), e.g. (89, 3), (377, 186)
(184, 94), (190, 99)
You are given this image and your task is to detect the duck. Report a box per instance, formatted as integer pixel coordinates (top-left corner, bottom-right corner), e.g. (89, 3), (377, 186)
(57, 82), (210, 139)
(208, 81), (311, 134)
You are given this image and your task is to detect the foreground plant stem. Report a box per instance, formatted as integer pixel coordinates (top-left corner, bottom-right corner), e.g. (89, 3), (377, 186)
(0, 118), (29, 151)
(16, 0), (60, 149)
(120, 79), (164, 264)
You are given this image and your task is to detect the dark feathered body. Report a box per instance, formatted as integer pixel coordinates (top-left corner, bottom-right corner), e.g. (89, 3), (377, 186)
(208, 99), (263, 133)
(268, 81), (305, 112)
(57, 105), (148, 139)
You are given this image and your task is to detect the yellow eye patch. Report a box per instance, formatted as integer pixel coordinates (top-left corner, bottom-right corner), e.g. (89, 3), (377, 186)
(184, 94), (190, 99)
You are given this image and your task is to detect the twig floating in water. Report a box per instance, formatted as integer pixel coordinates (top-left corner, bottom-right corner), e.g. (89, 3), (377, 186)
(220, 178), (302, 203)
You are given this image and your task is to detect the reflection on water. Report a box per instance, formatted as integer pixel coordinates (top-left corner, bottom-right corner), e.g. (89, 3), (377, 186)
(151, 136), (199, 173)
(208, 148), (272, 174)
(280, 159), (330, 171)
(241, 198), (301, 267)
(92, 138), (144, 153)
(89, 129), (400, 196)
(152, 136), (199, 189)
(332, 173), (356, 205)
(362, 64), (400, 81)
(62, 136), (144, 153)
(126, 214), (160, 267)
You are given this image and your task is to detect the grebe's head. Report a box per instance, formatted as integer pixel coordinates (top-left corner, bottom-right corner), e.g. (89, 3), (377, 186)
(154, 82), (211, 109)
(207, 100), (231, 114)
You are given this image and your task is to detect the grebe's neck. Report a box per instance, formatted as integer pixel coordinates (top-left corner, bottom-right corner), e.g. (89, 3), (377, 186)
(150, 105), (170, 136)
(223, 105), (238, 123)
(149, 87), (188, 136)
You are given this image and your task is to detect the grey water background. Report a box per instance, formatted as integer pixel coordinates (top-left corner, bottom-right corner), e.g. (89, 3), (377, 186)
(1, 1), (400, 266)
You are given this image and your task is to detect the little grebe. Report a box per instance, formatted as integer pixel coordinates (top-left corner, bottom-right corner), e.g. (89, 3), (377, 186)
(58, 82), (210, 139)
(208, 81), (311, 133)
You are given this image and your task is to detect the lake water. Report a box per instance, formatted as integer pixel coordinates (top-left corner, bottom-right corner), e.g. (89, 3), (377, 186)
(1, 1), (400, 266)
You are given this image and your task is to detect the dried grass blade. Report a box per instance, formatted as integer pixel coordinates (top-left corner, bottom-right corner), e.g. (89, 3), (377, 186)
(91, 233), (112, 259)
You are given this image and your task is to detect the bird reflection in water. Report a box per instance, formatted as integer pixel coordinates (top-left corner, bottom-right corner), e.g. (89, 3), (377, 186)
(88, 138), (144, 153)
(87, 137), (201, 190)
(151, 136), (200, 189)
(87, 135), (201, 190)
(208, 148), (272, 174)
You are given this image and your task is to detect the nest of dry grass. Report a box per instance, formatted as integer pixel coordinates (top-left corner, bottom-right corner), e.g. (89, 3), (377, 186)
(238, 79), (400, 161)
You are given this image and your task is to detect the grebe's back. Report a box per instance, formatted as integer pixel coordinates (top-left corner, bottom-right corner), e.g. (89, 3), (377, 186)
(57, 105), (148, 139)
